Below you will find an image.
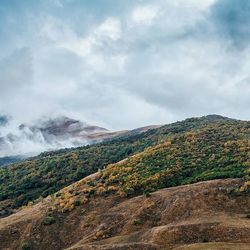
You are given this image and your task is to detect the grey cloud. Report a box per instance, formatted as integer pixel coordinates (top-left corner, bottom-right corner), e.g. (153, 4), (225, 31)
(0, 48), (33, 94)
(1, 0), (250, 136)
(210, 0), (250, 49)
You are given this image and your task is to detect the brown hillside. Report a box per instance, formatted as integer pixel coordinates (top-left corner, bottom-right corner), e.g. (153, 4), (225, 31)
(0, 178), (249, 250)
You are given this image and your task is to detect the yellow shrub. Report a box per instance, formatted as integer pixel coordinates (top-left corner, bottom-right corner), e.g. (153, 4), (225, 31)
(96, 186), (107, 195)
(107, 185), (118, 192)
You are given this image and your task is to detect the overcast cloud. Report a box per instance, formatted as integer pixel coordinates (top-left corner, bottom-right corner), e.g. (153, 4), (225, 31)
(0, 0), (250, 130)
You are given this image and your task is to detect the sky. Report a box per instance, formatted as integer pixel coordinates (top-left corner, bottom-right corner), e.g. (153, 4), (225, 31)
(0, 0), (250, 130)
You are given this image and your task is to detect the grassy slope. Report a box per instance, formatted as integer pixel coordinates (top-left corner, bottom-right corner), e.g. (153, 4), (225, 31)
(100, 121), (250, 196)
(48, 119), (250, 215)
(0, 115), (249, 214)
(0, 179), (249, 250)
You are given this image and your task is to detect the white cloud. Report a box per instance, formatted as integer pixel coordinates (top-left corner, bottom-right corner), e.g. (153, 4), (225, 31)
(1, 0), (250, 139)
(56, 17), (121, 58)
(60, 37), (95, 57)
(95, 17), (122, 40)
(132, 5), (159, 25)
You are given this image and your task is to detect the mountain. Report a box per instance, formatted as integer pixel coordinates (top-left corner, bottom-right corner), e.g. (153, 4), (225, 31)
(0, 115), (248, 215)
(0, 115), (160, 163)
(0, 116), (111, 158)
(0, 155), (24, 168)
(0, 115), (249, 249)
(18, 116), (109, 140)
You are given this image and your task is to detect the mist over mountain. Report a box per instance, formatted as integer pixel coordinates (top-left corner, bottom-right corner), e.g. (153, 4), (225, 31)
(0, 115), (110, 157)
(0, 115), (160, 159)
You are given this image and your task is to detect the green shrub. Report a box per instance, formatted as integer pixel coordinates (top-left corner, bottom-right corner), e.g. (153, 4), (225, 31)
(143, 190), (151, 197)
(43, 216), (56, 225)
(132, 219), (142, 225)
(21, 241), (30, 250)
(74, 199), (81, 206)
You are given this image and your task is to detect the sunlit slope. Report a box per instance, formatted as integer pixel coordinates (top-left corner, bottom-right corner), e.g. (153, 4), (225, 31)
(48, 120), (249, 210)
(100, 122), (250, 196)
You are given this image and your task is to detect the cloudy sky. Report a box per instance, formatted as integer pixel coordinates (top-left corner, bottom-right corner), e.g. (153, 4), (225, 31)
(0, 0), (250, 130)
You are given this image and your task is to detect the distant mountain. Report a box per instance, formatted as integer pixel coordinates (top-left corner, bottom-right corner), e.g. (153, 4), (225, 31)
(0, 155), (24, 168)
(0, 115), (160, 163)
(0, 116), (111, 157)
(18, 116), (110, 145)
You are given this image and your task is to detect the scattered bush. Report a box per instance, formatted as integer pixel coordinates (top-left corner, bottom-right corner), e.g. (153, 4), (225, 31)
(43, 216), (56, 225)
(132, 219), (142, 225)
(21, 241), (30, 250)
(143, 190), (151, 197)
(74, 199), (81, 206)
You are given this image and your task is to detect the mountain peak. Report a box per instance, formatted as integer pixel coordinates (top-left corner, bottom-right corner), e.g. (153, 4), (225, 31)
(203, 114), (230, 121)
(0, 116), (110, 157)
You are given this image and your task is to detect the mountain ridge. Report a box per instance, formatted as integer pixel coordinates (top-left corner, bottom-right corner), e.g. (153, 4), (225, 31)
(0, 115), (161, 161)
